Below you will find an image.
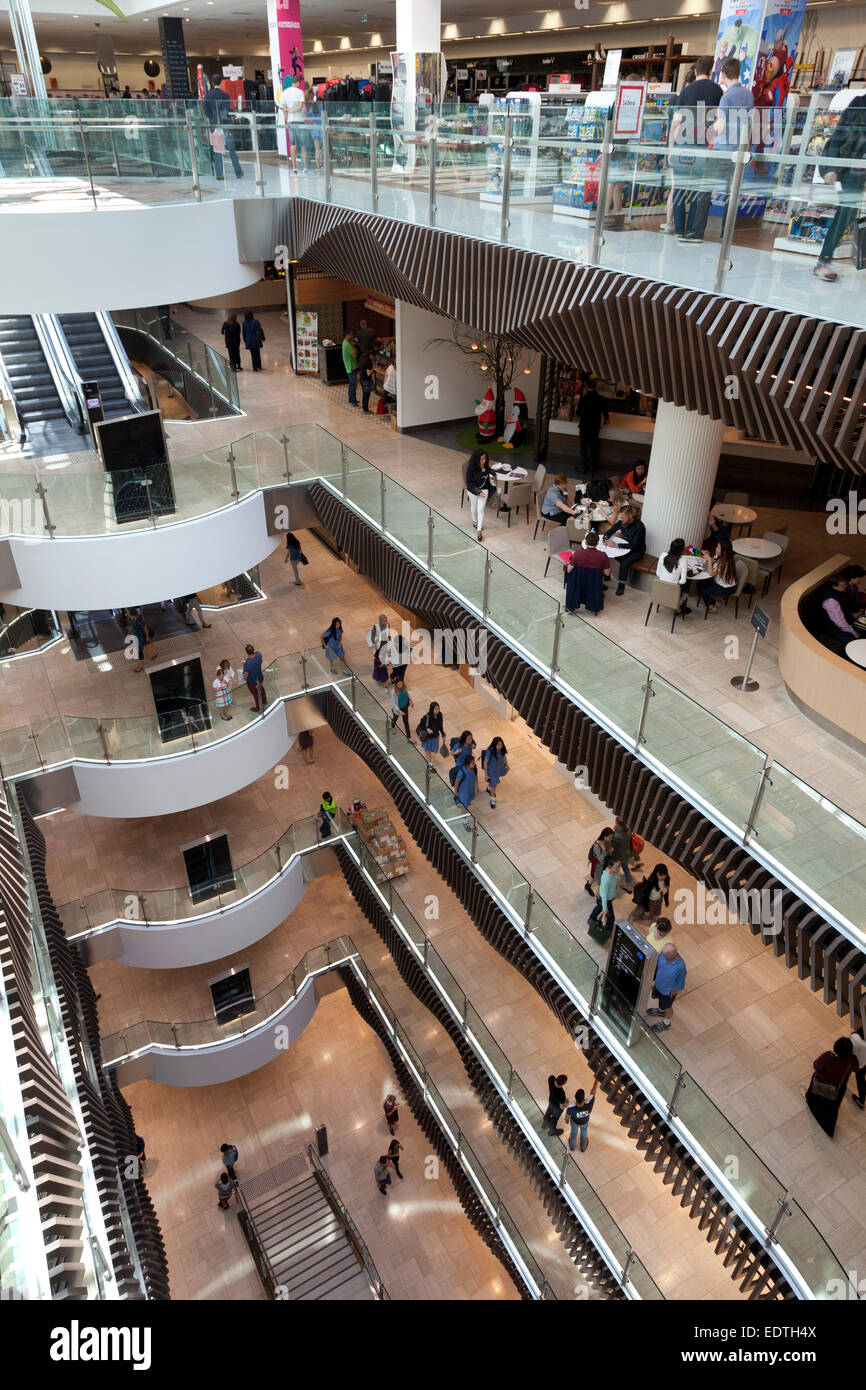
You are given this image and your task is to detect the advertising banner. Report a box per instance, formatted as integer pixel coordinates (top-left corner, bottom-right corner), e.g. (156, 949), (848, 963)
(712, 1), (763, 88)
(266, 0), (304, 103)
(295, 311), (318, 375)
(752, 0), (807, 148)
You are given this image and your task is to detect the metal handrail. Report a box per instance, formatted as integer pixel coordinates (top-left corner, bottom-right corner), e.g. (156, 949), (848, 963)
(304, 1144), (390, 1300)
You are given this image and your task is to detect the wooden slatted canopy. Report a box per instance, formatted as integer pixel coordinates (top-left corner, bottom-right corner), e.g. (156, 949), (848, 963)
(289, 198), (866, 472)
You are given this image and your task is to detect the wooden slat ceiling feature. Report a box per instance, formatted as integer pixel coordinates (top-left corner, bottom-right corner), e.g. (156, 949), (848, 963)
(289, 199), (866, 473)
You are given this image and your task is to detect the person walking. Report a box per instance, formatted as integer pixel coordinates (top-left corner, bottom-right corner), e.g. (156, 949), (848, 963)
(358, 349), (375, 413)
(279, 73), (305, 172)
(389, 679), (412, 738)
(603, 504), (647, 596)
(387, 629), (411, 683)
(374, 1155), (392, 1195)
(575, 379), (610, 476)
(630, 863), (670, 924)
(242, 643), (268, 711)
(850, 1027), (866, 1112)
(342, 330), (359, 407)
(284, 531), (305, 585)
(566, 1079), (600, 1153)
(804, 1037), (857, 1136)
(481, 736), (509, 809)
(464, 448), (502, 543)
(585, 827), (614, 898)
(416, 700), (445, 758)
(182, 592), (211, 629)
(220, 1142), (239, 1180)
(812, 93), (866, 281)
(612, 817), (642, 892)
(588, 855), (621, 937)
(298, 729), (315, 764)
(215, 1172), (237, 1209)
(221, 312), (242, 371)
(387, 1137), (404, 1180)
(449, 730), (476, 788)
(647, 943), (687, 1033)
(542, 1073), (568, 1135)
(318, 790), (338, 838)
(454, 754), (477, 829)
(203, 75), (244, 179)
(321, 617), (345, 664)
(135, 1134), (147, 1167)
(242, 311), (265, 372)
(212, 659), (235, 721)
(127, 608), (156, 673)
(383, 1094), (399, 1134)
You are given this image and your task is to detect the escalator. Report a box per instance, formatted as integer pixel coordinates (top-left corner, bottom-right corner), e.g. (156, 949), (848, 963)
(0, 313), (68, 429)
(57, 312), (142, 418)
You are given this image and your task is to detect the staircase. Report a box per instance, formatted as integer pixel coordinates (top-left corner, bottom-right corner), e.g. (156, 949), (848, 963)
(240, 1155), (376, 1301)
(0, 314), (67, 427)
(58, 313), (132, 418)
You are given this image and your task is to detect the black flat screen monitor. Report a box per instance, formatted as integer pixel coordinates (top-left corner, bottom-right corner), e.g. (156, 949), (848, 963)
(147, 654), (212, 743)
(95, 410), (176, 524)
(181, 831), (235, 905)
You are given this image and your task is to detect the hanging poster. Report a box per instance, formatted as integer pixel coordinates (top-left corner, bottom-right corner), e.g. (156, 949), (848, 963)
(295, 311), (318, 375)
(712, 2), (763, 88)
(751, 0), (808, 149)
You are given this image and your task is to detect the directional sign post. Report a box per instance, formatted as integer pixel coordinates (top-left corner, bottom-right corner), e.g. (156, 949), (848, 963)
(731, 604), (769, 692)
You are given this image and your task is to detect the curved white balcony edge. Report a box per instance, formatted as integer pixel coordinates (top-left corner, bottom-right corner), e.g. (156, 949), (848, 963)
(0, 201), (264, 316)
(0, 492), (280, 611)
(73, 840), (347, 970)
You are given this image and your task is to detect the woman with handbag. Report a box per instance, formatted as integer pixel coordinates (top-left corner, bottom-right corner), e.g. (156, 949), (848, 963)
(417, 701), (445, 758)
(629, 863), (670, 924)
(804, 1038), (856, 1137)
(284, 532), (306, 585)
(212, 659), (235, 722)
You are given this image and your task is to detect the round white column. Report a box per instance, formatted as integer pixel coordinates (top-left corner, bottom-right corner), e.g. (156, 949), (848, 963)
(640, 400), (725, 556)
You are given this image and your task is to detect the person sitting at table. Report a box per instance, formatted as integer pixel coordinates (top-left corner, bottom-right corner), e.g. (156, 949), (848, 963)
(696, 540), (737, 615)
(656, 538), (692, 618)
(541, 474), (581, 522)
(565, 532), (610, 616)
(619, 461), (647, 496)
(604, 504), (646, 596)
(817, 575), (860, 655)
(702, 512), (732, 548)
(840, 564), (866, 616)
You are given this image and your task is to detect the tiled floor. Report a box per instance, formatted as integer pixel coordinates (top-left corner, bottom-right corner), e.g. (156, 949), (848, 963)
(31, 531), (863, 1292)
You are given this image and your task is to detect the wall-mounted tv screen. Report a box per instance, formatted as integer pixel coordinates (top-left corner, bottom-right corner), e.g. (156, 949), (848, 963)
(94, 410), (175, 523)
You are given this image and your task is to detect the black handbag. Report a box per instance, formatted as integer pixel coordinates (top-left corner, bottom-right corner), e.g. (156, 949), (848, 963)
(299, 552), (309, 565)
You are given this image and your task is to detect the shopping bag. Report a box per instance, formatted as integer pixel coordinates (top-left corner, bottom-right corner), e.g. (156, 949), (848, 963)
(209, 128), (227, 154)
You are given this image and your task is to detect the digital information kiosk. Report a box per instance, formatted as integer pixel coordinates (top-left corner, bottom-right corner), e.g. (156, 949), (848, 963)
(599, 918), (656, 1045)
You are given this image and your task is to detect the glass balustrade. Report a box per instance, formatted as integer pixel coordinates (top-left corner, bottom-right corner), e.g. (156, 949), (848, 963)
(57, 812), (352, 936)
(0, 102), (862, 323)
(113, 307), (241, 414)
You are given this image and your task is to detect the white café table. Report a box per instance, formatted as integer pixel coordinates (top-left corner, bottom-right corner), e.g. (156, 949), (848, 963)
(731, 537), (782, 561)
(711, 503), (757, 533)
(845, 639), (866, 668)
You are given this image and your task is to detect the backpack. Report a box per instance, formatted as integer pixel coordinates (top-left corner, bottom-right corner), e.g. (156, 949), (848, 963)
(416, 715), (429, 739)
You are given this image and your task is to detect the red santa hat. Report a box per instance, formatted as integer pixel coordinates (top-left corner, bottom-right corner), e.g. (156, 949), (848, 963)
(513, 387), (526, 405)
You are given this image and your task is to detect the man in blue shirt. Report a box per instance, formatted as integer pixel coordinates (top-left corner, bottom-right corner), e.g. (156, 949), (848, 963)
(647, 943), (687, 1032)
(709, 58), (753, 228)
(242, 643), (267, 712)
(202, 75), (244, 180)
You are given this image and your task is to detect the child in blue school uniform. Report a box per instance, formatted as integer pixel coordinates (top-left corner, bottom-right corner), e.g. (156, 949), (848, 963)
(481, 737), (509, 809)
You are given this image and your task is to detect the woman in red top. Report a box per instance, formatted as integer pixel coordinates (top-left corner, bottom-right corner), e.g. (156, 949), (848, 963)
(619, 462), (648, 496)
(805, 1037), (856, 1136)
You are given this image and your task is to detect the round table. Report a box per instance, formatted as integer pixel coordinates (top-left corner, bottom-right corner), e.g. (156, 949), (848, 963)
(732, 537), (782, 560)
(711, 503), (757, 527)
(845, 639), (866, 668)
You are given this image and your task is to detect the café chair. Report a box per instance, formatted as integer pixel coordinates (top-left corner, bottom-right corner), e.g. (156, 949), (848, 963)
(543, 525), (570, 579)
(758, 532), (790, 594)
(723, 491), (750, 505)
(739, 555), (760, 609)
(530, 463), (548, 505)
(533, 493), (558, 541)
(645, 578), (684, 634)
(566, 518), (587, 546)
(505, 481), (532, 526)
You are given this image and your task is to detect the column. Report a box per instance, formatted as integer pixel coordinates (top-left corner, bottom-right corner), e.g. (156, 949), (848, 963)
(639, 400), (724, 556)
(392, 0), (442, 172)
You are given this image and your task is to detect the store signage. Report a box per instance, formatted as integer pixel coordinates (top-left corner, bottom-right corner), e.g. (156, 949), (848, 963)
(750, 604), (771, 638)
(614, 81), (646, 136)
(456, 68), (469, 81)
(295, 310), (318, 375)
(158, 16), (191, 98)
(476, 70), (487, 83)
(222, 65), (244, 80)
(10, 73), (27, 96)
(601, 49), (622, 89)
(266, 0), (304, 103)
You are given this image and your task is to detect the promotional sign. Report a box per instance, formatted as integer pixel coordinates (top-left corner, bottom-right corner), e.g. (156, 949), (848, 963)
(295, 311), (318, 375)
(828, 47), (857, 87)
(614, 81), (646, 136)
(221, 64), (244, 80)
(751, 0), (808, 146)
(266, 0), (304, 103)
(196, 63), (205, 100)
(456, 68), (469, 81)
(10, 73), (27, 96)
(601, 49), (622, 89)
(712, 1), (763, 88)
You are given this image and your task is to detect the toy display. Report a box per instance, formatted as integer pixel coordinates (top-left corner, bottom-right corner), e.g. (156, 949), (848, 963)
(502, 387), (529, 446)
(475, 387), (496, 441)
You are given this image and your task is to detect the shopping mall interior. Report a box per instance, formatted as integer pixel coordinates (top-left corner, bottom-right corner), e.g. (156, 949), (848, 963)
(0, 0), (865, 1339)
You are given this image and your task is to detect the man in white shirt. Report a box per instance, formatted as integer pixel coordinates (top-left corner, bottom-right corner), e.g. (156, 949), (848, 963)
(280, 75), (305, 172)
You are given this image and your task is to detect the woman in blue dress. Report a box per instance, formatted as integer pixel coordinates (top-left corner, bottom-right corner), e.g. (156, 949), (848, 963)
(481, 737), (509, 809)
(418, 701), (445, 757)
(454, 755), (477, 829)
(448, 729), (475, 788)
(322, 616), (344, 664)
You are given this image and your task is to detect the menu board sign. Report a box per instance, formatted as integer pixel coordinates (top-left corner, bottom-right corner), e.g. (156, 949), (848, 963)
(295, 310), (318, 375)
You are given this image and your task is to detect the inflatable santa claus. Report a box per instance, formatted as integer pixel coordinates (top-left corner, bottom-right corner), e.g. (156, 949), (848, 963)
(502, 387), (528, 446)
(474, 388), (496, 443)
